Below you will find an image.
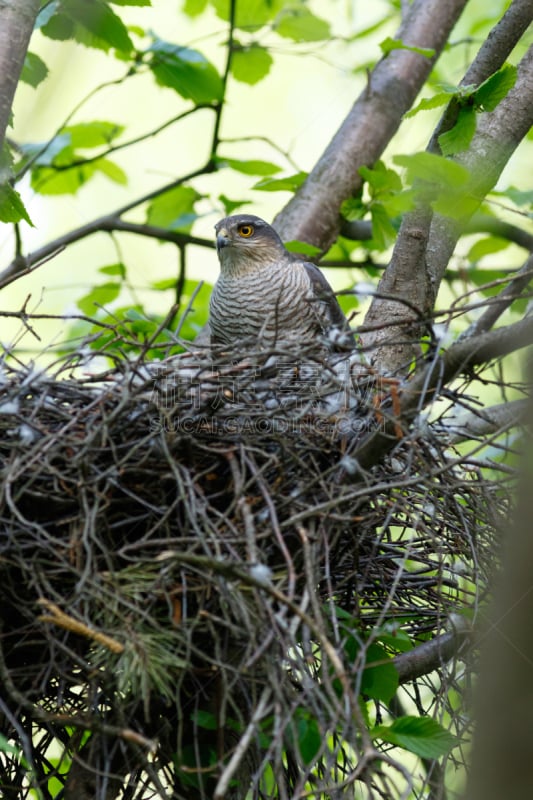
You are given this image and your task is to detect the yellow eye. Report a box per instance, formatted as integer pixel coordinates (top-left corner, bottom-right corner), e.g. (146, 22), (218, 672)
(238, 224), (254, 238)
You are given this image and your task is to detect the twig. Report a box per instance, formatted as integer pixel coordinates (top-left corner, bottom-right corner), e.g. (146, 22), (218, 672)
(213, 687), (271, 800)
(394, 626), (472, 684)
(274, 0), (468, 248)
(462, 254), (533, 338)
(37, 598), (124, 654)
(0, 201), (215, 291)
(440, 399), (528, 444)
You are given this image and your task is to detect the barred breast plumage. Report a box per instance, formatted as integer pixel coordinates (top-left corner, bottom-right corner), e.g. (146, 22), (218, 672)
(209, 214), (351, 350)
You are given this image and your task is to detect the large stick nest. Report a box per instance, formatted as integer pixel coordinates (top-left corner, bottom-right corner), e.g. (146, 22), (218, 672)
(0, 340), (506, 799)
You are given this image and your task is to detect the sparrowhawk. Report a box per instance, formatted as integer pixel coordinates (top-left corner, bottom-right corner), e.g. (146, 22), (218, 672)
(209, 214), (352, 350)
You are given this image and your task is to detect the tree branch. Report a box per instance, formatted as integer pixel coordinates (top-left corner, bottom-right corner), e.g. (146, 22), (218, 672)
(0, 164), (216, 289)
(273, 0), (468, 250)
(441, 399), (528, 445)
(394, 626), (471, 684)
(463, 254), (533, 338)
(211, 0), (237, 153)
(27, 106), (216, 174)
(464, 213), (533, 253)
(0, 0), (40, 161)
(427, 44), (533, 293)
(349, 314), (533, 473)
(362, 41), (533, 372)
(428, 0), (533, 151)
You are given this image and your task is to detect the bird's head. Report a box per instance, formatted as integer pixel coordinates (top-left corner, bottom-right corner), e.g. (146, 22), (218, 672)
(214, 214), (288, 274)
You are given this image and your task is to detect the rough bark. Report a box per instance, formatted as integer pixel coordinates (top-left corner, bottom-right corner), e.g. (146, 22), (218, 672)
(427, 43), (533, 292)
(0, 0), (40, 164)
(273, 0), (469, 250)
(362, 42), (533, 371)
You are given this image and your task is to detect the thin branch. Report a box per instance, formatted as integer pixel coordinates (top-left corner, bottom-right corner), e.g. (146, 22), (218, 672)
(339, 212), (533, 259)
(30, 105), (216, 174)
(441, 399), (528, 445)
(464, 213), (533, 253)
(362, 42), (533, 371)
(0, 0), (41, 161)
(15, 67), (141, 181)
(273, 0), (469, 249)
(394, 627), (471, 684)
(213, 687), (271, 800)
(463, 254), (533, 338)
(221, 134), (301, 172)
(211, 0), (237, 153)
(429, 0), (533, 152)
(0, 164), (216, 290)
(339, 220), (374, 242)
(350, 314), (533, 472)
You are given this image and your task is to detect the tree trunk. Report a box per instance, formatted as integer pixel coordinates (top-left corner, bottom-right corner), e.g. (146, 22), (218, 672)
(0, 0), (40, 160)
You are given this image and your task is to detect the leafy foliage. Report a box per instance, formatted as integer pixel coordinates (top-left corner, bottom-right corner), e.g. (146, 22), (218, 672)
(0, 0), (531, 797)
(372, 717), (459, 759)
(146, 38), (223, 103)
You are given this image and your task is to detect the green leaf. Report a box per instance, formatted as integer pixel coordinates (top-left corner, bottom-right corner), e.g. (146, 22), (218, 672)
(212, 0), (284, 31)
(99, 262), (126, 277)
(109, 0), (151, 5)
(20, 52), (49, 88)
(62, 0), (133, 52)
(285, 709), (321, 764)
(360, 160), (402, 196)
(438, 105), (477, 156)
(432, 191), (479, 220)
(379, 188), (416, 217)
(361, 643), (399, 702)
(474, 63), (517, 112)
(341, 196), (366, 222)
(372, 716), (459, 759)
(151, 278), (178, 291)
(31, 156), (126, 195)
(218, 194), (251, 215)
(191, 709), (217, 730)
(31, 164), (92, 194)
(40, 8), (74, 41)
(405, 91), (454, 118)
(1, 140), (14, 173)
(77, 282), (122, 314)
(231, 43), (273, 85)
(217, 156), (281, 176)
(394, 152), (470, 188)
(146, 185), (202, 231)
(63, 121), (124, 148)
(284, 240), (322, 257)
(0, 183), (34, 225)
(374, 623), (414, 654)
(253, 171), (307, 192)
(276, 8), (331, 42)
(466, 236), (509, 263)
(95, 158), (128, 184)
(183, 0), (208, 16)
(369, 204), (397, 250)
(380, 36), (435, 59)
(148, 39), (223, 103)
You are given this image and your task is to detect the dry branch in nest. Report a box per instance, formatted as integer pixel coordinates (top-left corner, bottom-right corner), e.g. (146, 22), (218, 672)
(0, 335), (512, 799)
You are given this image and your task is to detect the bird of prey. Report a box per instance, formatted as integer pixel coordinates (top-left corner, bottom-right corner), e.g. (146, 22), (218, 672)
(209, 214), (352, 350)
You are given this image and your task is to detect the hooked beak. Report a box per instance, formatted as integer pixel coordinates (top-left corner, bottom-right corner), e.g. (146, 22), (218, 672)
(216, 228), (230, 253)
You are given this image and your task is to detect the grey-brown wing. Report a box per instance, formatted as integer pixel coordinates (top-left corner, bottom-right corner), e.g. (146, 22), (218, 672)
(303, 261), (351, 333)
